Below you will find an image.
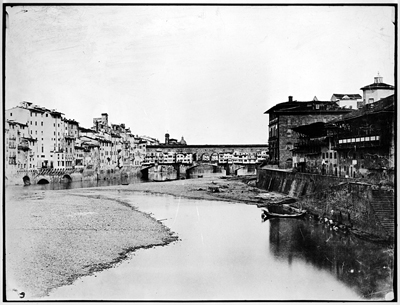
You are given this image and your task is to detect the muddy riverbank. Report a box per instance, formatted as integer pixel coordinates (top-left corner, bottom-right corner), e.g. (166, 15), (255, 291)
(117, 175), (286, 204)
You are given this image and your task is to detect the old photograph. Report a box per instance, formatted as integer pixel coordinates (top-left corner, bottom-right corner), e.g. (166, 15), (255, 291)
(3, 3), (396, 301)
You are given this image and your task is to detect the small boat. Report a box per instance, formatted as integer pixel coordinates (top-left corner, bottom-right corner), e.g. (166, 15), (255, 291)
(261, 204), (306, 220)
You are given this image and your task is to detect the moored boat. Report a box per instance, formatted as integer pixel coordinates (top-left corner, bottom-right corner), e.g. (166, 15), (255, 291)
(261, 204), (306, 220)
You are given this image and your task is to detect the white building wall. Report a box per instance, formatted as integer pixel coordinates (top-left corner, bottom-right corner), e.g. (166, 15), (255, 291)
(363, 89), (394, 105)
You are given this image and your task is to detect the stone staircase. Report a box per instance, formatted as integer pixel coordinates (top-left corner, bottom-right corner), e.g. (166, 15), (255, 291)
(370, 190), (395, 237)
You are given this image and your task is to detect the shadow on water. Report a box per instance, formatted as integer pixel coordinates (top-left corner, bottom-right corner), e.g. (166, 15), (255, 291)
(268, 218), (394, 300)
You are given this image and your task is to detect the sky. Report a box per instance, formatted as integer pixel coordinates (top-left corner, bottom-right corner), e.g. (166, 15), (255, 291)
(5, 4), (396, 144)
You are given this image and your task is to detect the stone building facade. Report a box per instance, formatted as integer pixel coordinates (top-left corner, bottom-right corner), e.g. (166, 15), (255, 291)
(291, 94), (395, 183)
(265, 96), (352, 168)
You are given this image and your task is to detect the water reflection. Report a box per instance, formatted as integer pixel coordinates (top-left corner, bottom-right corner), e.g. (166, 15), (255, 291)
(268, 218), (394, 299)
(19, 176), (145, 191)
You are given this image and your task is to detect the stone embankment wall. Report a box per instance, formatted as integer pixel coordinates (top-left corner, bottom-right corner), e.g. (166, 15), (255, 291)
(6, 167), (142, 186)
(257, 168), (394, 240)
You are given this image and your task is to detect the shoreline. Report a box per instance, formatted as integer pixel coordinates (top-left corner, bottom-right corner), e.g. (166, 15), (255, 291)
(5, 175), (393, 300)
(5, 188), (179, 300)
(6, 175), (268, 300)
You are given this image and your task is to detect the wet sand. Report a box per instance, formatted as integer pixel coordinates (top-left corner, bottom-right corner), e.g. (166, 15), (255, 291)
(5, 175), (284, 300)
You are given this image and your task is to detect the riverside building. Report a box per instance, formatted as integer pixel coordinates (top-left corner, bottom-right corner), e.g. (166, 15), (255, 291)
(5, 102), (157, 174)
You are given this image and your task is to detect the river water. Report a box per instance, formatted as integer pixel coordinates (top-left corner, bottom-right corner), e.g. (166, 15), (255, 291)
(12, 180), (395, 301)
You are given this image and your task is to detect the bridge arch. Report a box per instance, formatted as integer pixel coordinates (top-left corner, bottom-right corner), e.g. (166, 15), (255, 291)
(23, 175), (31, 186)
(37, 178), (50, 184)
(200, 153), (210, 162)
(62, 174), (72, 182)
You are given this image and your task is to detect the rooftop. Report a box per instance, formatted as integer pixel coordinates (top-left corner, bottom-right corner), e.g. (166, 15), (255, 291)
(360, 75), (394, 91)
(331, 93), (362, 100)
(329, 94), (394, 123)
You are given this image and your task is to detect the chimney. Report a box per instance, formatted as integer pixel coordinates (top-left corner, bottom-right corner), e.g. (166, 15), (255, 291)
(288, 96), (293, 102)
(165, 133), (170, 145)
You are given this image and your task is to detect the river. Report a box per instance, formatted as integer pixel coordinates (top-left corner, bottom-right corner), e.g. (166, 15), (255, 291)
(10, 180), (395, 301)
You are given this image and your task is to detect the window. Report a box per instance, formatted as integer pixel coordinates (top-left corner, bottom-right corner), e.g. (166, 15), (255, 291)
(334, 152), (337, 159)
(41, 122), (43, 126)
(10, 113), (12, 116)
(330, 152), (332, 159)
(35, 121), (37, 126)
(46, 114), (48, 117)
(35, 113), (37, 117)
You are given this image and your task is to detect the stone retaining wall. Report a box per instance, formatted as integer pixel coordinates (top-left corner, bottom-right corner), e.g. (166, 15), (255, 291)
(6, 167), (142, 186)
(257, 168), (393, 240)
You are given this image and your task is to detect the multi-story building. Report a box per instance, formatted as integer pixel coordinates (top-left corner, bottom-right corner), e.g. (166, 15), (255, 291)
(330, 94), (395, 180)
(291, 94), (395, 181)
(264, 96), (352, 168)
(5, 120), (38, 172)
(5, 102), (79, 170)
(5, 105), (155, 174)
(291, 122), (337, 174)
(360, 74), (394, 106)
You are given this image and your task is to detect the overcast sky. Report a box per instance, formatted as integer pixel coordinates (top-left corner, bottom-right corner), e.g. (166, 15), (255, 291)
(5, 5), (395, 144)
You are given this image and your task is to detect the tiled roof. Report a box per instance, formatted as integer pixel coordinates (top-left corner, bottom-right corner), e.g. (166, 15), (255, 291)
(264, 100), (338, 114)
(360, 82), (394, 90)
(331, 93), (362, 100)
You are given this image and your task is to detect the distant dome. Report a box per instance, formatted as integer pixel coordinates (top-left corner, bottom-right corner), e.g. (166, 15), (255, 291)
(180, 136), (187, 145)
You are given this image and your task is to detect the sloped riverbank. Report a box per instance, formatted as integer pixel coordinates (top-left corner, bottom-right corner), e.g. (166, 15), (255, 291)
(5, 189), (178, 299)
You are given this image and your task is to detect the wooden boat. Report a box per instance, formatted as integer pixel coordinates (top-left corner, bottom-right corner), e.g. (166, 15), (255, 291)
(257, 197), (297, 208)
(262, 205), (306, 220)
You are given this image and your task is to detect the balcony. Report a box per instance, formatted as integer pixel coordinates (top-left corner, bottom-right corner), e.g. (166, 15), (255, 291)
(293, 138), (326, 154)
